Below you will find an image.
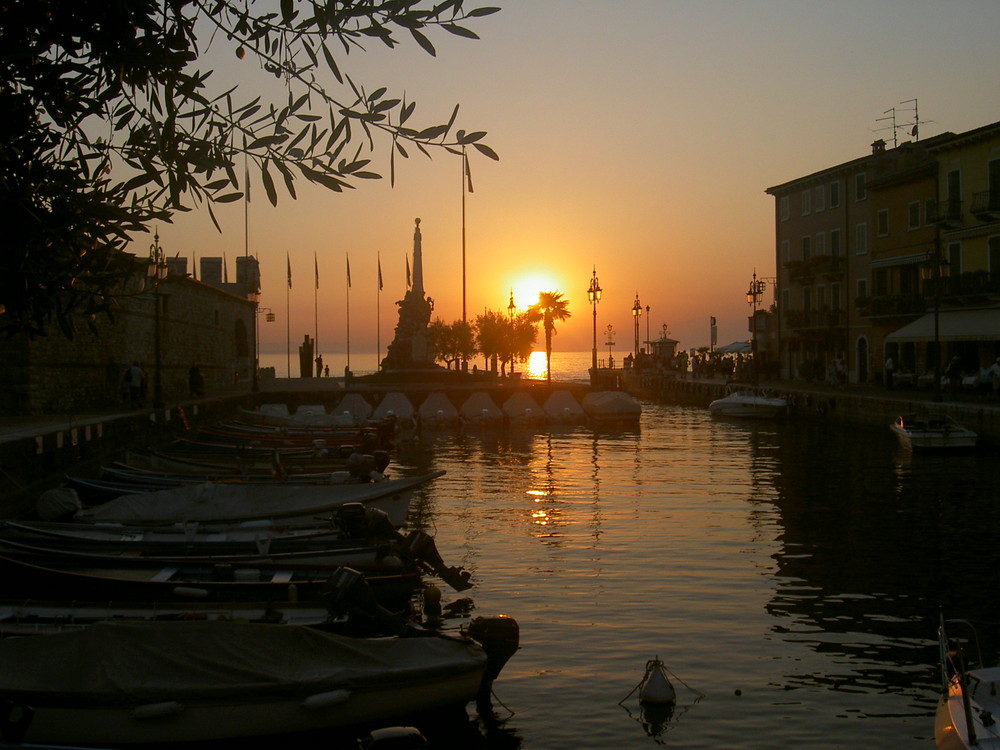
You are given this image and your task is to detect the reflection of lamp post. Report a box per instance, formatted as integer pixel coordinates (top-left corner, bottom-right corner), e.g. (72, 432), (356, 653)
(147, 229), (168, 409)
(631, 293), (642, 357)
(746, 271), (766, 385)
(605, 323), (615, 368)
(587, 268), (602, 375)
(921, 243), (948, 402)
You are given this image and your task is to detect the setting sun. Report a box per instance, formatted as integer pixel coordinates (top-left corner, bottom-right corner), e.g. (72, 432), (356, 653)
(508, 272), (563, 314)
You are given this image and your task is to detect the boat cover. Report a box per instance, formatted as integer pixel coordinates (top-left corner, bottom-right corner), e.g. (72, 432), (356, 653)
(581, 391), (642, 419)
(334, 394), (373, 426)
(543, 390), (585, 421)
(459, 392), (502, 420)
(372, 392), (415, 420)
(74, 471), (443, 524)
(501, 392), (542, 419)
(0, 620), (486, 704)
(417, 393), (458, 423)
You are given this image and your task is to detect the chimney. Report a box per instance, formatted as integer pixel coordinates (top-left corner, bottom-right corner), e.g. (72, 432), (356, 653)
(871, 139), (886, 155)
(200, 257), (223, 284)
(165, 257), (188, 277)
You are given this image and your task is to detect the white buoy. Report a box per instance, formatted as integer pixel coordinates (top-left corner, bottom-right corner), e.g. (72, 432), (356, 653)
(639, 656), (676, 705)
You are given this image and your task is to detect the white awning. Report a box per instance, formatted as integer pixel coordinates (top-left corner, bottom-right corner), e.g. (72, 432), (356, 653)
(885, 308), (1000, 342)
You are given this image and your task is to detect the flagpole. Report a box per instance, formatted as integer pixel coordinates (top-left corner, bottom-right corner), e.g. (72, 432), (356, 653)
(377, 253), (382, 372)
(461, 146), (467, 327)
(314, 252), (319, 368)
(346, 254), (351, 372)
(286, 252), (291, 378)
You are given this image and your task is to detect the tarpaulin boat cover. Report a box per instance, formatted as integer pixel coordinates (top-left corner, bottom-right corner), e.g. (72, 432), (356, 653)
(372, 392), (415, 420)
(581, 391), (642, 419)
(501, 392), (542, 418)
(459, 392), (502, 420)
(418, 393), (458, 422)
(0, 620), (485, 705)
(74, 471), (443, 524)
(543, 391), (585, 420)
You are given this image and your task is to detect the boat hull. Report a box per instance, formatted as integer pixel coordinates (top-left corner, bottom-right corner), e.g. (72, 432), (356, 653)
(0, 621), (489, 745)
(891, 415), (978, 450)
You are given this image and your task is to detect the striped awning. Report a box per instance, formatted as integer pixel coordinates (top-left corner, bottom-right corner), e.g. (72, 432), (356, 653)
(885, 308), (1000, 342)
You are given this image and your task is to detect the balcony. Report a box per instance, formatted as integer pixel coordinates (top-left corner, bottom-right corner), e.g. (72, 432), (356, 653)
(862, 294), (927, 320)
(927, 199), (964, 228)
(785, 254), (845, 282)
(783, 308), (846, 331)
(970, 190), (1000, 221)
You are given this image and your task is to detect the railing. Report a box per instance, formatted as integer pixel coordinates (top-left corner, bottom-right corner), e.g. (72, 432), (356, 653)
(927, 199), (963, 226)
(971, 190), (1000, 218)
(783, 308), (846, 329)
(786, 254), (844, 281)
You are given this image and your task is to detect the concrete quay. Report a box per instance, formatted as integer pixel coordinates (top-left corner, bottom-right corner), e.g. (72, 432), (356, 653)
(623, 370), (1000, 447)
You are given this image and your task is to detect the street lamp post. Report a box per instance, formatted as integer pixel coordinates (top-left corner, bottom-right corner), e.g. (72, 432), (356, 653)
(746, 271), (767, 385)
(631, 293), (642, 358)
(587, 268), (602, 377)
(645, 304), (650, 355)
(605, 323), (615, 368)
(147, 230), (168, 409)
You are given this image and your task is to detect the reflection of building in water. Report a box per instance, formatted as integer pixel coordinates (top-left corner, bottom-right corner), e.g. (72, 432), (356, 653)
(759, 421), (990, 691)
(381, 218), (438, 371)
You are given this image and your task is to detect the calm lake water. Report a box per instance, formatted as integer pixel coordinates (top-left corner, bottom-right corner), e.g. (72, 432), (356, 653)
(253, 350), (998, 748)
(379, 399), (1000, 750)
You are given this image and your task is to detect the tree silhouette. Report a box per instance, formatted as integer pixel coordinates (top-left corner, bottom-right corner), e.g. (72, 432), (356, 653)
(2, 0), (499, 338)
(528, 291), (571, 382)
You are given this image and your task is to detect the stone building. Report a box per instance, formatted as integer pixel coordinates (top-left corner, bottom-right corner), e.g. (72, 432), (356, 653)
(0, 253), (258, 415)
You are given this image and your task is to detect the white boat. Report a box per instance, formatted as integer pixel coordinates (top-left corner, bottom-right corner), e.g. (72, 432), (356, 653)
(71, 471), (445, 527)
(891, 414), (978, 451)
(581, 391), (642, 425)
(0, 617), (518, 744)
(934, 618), (1000, 749)
(708, 383), (787, 419)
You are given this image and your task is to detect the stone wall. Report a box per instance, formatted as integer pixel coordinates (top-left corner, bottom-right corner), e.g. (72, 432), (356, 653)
(0, 272), (255, 415)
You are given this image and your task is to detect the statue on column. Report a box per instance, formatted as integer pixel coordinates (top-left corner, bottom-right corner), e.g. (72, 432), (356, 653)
(381, 219), (440, 371)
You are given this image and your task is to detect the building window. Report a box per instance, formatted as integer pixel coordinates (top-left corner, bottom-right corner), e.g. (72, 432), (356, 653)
(856, 278), (868, 302)
(816, 285), (827, 309)
(948, 242), (961, 274)
(908, 201), (920, 230)
(802, 235), (811, 261)
(815, 231), (825, 256)
(831, 282), (841, 310)
(814, 185), (825, 212)
(802, 286), (812, 311)
(877, 209), (889, 237)
(990, 236), (1000, 273)
(801, 189), (811, 215)
(780, 195), (790, 221)
(830, 181), (840, 208)
(855, 222), (868, 254)
(874, 268), (888, 296)
(782, 288), (790, 313)
(830, 228), (841, 256)
(780, 239), (790, 265)
(855, 173), (867, 201)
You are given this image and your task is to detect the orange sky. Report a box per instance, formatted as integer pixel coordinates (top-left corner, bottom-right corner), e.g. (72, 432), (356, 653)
(148, 1), (1000, 367)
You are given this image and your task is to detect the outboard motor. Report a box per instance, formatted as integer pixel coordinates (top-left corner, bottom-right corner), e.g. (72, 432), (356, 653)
(466, 615), (520, 709)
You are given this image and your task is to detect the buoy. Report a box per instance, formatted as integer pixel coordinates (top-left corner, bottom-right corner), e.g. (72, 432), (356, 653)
(639, 657), (676, 705)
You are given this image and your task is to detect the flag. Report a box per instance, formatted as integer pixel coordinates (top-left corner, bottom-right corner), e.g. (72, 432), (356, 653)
(464, 149), (474, 194)
(346, 254), (352, 288)
(314, 252), (319, 290)
(286, 252), (292, 289)
(406, 255), (411, 289)
(378, 254), (383, 291)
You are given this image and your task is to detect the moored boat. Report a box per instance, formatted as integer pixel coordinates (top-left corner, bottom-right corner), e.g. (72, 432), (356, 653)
(0, 617), (518, 744)
(708, 383), (787, 419)
(891, 413), (978, 451)
(934, 617), (1000, 749)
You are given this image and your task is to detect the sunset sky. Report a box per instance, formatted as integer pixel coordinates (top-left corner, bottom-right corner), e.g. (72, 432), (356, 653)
(150, 1), (1000, 369)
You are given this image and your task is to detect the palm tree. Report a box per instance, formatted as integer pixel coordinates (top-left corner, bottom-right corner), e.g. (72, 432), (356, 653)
(529, 291), (571, 382)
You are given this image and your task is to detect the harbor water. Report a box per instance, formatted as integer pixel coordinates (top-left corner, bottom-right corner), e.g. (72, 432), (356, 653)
(385, 403), (1000, 749)
(339, 352), (999, 749)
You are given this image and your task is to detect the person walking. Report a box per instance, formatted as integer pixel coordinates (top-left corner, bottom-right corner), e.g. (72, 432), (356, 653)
(884, 355), (895, 390)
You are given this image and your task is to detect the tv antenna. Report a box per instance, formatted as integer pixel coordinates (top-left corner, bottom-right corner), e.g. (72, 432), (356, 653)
(875, 107), (899, 148)
(898, 98), (933, 141)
